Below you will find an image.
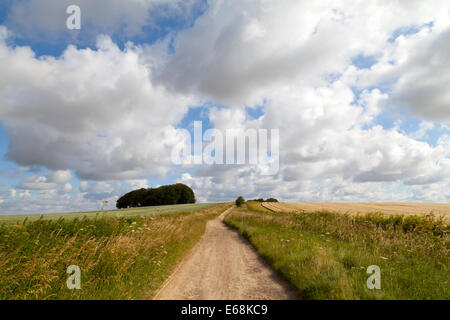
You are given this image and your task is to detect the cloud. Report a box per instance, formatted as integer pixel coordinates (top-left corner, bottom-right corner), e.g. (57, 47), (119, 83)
(16, 170), (73, 191)
(47, 170), (72, 184)
(18, 176), (57, 190)
(410, 121), (434, 140)
(154, 0), (450, 106)
(390, 29), (450, 120)
(348, 20), (450, 121)
(0, 188), (105, 214)
(178, 75), (449, 203)
(0, 30), (194, 180)
(62, 182), (72, 193)
(126, 179), (149, 189)
(79, 181), (89, 193)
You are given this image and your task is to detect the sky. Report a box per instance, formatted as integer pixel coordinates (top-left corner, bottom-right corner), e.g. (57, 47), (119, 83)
(0, 0), (449, 214)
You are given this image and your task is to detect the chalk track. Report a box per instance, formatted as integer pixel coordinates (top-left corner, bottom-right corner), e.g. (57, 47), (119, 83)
(154, 207), (297, 300)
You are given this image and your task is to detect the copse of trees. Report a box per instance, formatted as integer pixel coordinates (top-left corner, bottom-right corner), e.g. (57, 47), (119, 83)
(248, 198), (279, 202)
(116, 183), (196, 209)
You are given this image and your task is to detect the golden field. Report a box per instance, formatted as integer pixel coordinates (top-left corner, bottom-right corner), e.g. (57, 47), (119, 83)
(261, 202), (450, 221)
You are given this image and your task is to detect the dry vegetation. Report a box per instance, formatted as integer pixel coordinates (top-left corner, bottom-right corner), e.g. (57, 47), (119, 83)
(0, 203), (230, 299)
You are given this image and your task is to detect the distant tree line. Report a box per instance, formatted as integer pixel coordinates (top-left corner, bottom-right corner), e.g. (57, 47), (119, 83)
(249, 198), (279, 202)
(116, 183), (196, 209)
(234, 196), (278, 207)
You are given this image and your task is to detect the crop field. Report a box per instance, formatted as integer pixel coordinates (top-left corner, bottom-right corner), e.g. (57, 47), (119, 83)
(0, 203), (230, 299)
(225, 201), (449, 299)
(2, 200), (448, 300)
(0, 203), (217, 224)
(261, 202), (450, 221)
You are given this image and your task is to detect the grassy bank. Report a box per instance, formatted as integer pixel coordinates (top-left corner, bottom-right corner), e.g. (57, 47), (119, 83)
(225, 203), (449, 299)
(0, 203), (230, 299)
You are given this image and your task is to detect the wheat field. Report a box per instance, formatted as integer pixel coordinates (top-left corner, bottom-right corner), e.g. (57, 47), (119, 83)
(261, 202), (450, 221)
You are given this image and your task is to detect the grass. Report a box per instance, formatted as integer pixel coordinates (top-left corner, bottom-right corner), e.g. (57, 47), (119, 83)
(0, 203), (230, 299)
(246, 200), (273, 213)
(0, 203), (217, 224)
(224, 203), (449, 300)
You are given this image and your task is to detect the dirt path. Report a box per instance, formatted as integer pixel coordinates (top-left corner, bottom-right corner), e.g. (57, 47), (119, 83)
(154, 207), (298, 300)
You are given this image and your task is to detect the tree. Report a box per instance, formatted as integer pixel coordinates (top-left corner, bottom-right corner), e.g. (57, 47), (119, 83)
(265, 198), (278, 202)
(235, 196), (245, 207)
(116, 183), (196, 209)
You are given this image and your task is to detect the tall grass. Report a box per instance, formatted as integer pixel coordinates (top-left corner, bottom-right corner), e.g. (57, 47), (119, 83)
(0, 204), (230, 300)
(225, 206), (449, 299)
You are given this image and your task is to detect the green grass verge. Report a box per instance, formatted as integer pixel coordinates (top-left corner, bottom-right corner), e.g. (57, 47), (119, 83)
(0, 203), (217, 224)
(224, 206), (449, 300)
(0, 203), (230, 299)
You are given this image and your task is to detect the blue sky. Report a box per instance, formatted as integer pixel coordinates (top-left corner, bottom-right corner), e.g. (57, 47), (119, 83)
(0, 1), (449, 214)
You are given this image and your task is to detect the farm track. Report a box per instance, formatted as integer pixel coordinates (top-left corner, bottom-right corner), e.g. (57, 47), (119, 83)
(153, 206), (298, 300)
